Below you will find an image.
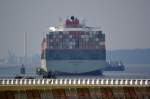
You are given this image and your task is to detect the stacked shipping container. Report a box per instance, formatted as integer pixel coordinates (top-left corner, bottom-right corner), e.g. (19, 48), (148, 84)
(45, 31), (105, 50)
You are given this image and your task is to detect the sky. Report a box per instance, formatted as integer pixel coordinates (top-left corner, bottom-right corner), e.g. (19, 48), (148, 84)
(0, 0), (150, 57)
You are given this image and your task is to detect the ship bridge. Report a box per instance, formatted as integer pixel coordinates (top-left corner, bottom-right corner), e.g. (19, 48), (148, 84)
(49, 16), (101, 32)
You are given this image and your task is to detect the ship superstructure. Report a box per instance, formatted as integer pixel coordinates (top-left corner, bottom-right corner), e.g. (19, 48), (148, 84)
(41, 16), (106, 75)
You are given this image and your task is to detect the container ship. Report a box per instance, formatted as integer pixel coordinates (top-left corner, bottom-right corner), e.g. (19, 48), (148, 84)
(40, 16), (106, 76)
(0, 16), (150, 99)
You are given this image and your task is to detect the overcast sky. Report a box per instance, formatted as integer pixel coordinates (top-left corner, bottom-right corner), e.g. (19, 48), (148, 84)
(0, 0), (150, 57)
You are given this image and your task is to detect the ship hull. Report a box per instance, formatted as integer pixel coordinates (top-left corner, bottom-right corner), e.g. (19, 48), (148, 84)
(41, 59), (105, 74)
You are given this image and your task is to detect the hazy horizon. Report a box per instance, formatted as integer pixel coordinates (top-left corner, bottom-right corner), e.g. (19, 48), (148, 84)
(1, 0), (150, 57)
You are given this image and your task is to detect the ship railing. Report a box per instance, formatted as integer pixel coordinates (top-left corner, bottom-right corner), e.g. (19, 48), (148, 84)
(0, 79), (150, 86)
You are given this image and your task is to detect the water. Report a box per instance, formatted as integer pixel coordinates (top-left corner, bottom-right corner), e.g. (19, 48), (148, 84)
(0, 66), (36, 78)
(0, 64), (150, 78)
(104, 64), (150, 76)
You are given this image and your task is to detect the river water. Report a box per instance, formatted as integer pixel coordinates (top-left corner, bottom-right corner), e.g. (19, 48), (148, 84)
(0, 64), (150, 78)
